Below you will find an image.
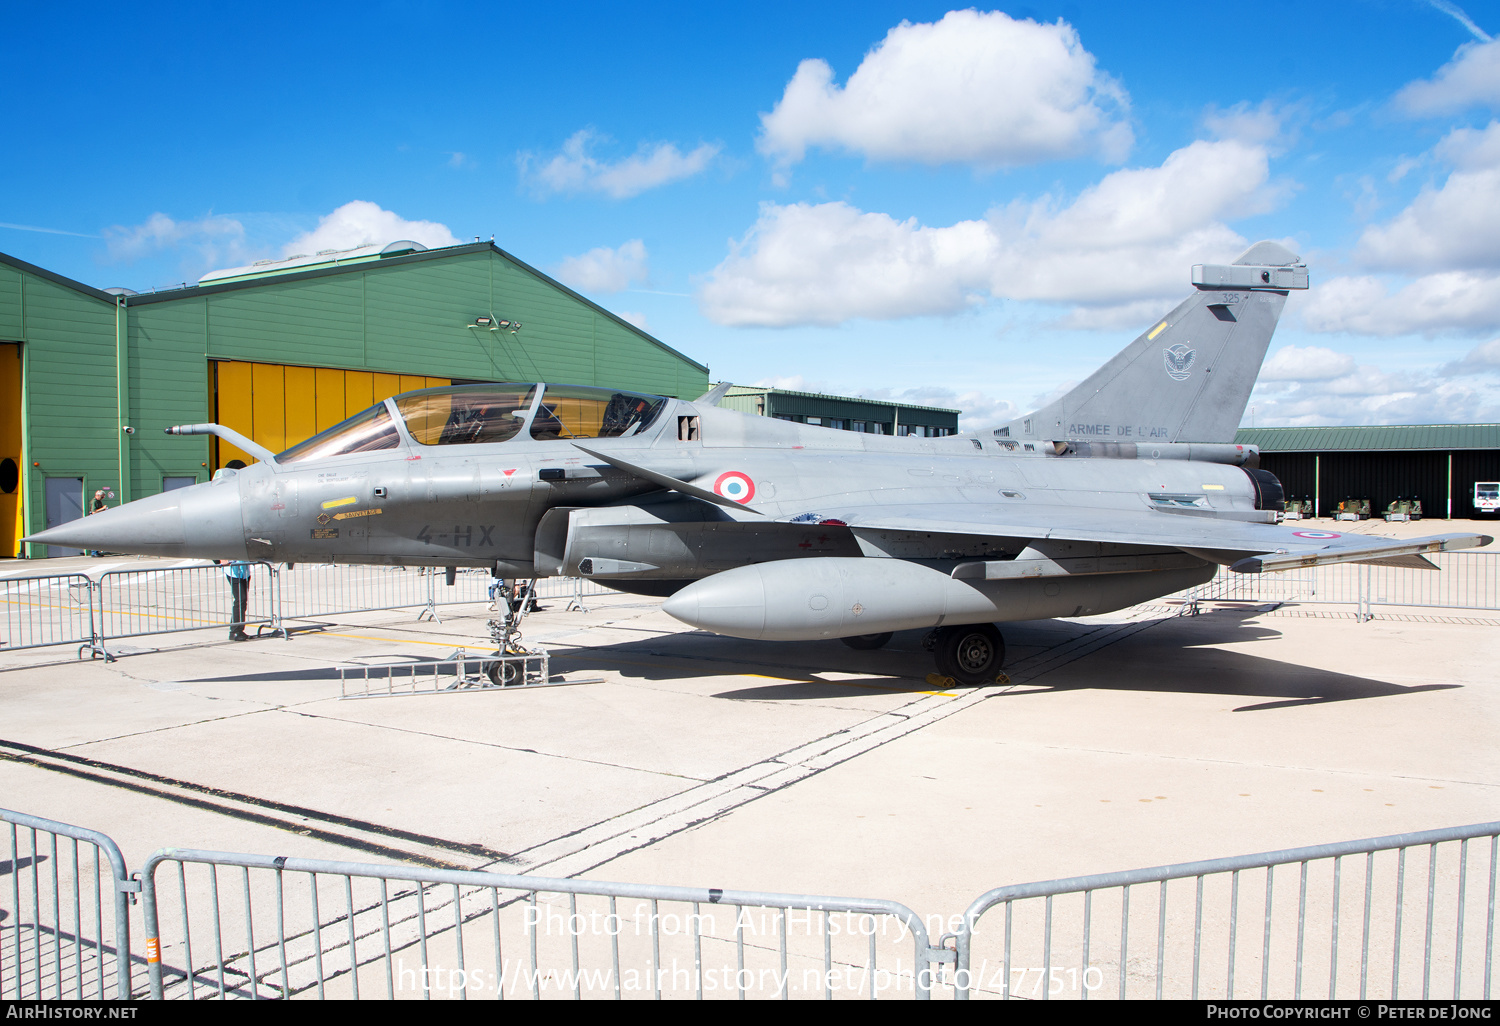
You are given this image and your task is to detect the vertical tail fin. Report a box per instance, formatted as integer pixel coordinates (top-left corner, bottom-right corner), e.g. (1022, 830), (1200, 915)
(997, 241), (1308, 445)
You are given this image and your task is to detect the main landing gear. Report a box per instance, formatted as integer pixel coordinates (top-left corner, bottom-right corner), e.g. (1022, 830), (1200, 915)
(838, 624), (1008, 685)
(925, 623), (1006, 686)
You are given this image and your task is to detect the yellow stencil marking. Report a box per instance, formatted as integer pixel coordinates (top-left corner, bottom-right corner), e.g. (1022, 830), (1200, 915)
(1147, 322), (1168, 340)
(334, 508), (383, 520)
(1202, 484), (1225, 490)
(321, 496), (358, 510)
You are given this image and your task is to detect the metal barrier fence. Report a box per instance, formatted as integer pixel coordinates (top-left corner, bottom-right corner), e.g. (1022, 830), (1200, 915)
(0, 563), (617, 658)
(277, 564), (445, 622)
(8, 807), (1500, 1001)
(138, 850), (935, 1000)
(95, 562), (280, 647)
(271, 564), (612, 623)
(6, 550), (1496, 658)
(1179, 550), (1500, 619)
(1, 808), (136, 1000)
(951, 822), (1500, 1001)
(0, 572), (96, 655)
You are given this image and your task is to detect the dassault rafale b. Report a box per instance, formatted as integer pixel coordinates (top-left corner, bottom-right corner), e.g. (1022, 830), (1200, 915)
(29, 242), (1491, 683)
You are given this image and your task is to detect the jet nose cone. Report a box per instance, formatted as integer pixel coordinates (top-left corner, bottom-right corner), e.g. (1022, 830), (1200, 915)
(24, 477), (248, 560)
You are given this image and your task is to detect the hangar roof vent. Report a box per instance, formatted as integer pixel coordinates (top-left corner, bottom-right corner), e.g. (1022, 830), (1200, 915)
(199, 240), (437, 285)
(380, 240), (428, 257)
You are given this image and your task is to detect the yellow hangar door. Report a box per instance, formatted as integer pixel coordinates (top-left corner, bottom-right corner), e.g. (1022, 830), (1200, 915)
(1, 342), (21, 558)
(211, 361), (450, 471)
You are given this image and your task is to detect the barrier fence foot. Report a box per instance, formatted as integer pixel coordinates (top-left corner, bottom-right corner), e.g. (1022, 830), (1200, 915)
(565, 578), (589, 613)
(79, 640), (116, 662)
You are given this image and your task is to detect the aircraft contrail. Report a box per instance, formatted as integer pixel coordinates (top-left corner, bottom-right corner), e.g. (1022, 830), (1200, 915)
(1428, 0), (1492, 42)
(0, 221), (99, 238)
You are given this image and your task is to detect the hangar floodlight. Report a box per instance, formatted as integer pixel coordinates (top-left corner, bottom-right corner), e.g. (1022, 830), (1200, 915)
(468, 315), (522, 332)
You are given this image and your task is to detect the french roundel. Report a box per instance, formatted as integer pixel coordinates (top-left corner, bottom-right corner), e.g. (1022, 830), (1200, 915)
(714, 471), (756, 504)
(1292, 530), (1341, 539)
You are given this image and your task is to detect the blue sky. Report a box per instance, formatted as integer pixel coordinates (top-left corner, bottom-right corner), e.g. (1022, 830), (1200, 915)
(5, 1), (1500, 430)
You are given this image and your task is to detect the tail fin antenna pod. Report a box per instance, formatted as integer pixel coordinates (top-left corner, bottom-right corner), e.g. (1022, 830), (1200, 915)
(996, 241), (1308, 445)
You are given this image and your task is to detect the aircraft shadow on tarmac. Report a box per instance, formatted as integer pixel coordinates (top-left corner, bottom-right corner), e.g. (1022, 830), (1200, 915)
(558, 612), (1458, 711)
(174, 612), (1456, 712)
(182, 654), (469, 685)
(994, 609), (1459, 713)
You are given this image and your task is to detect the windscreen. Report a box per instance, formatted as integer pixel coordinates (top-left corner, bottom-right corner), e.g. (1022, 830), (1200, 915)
(277, 403), (401, 463)
(396, 386), (537, 446)
(529, 385), (666, 441)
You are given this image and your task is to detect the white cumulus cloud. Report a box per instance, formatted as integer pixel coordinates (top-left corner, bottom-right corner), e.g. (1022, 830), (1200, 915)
(699, 137), (1282, 327)
(757, 9), (1131, 170)
(1258, 345), (1358, 381)
(860, 385), (1018, 434)
(1249, 339), (1500, 425)
(1301, 272), (1500, 336)
(983, 138), (1279, 306)
(281, 200), (460, 256)
(1356, 123), (1500, 272)
(754, 374), (819, 392)
(699, 201), (998, 326)
(1394, 37), (1500, 116)
(1307, 123), (1500, 338)
(555, 239), (649, 294)
(1249, 361), (1498, 426)
(521, 129), (719, 199)
(1441, 337), (1500, 375)
(104, 212), (249, 268)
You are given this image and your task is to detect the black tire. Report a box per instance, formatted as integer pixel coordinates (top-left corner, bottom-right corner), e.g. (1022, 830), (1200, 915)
(840, 632), (893, 650)
(485, 659), (522, 687)
(933, 624), (1005, 685)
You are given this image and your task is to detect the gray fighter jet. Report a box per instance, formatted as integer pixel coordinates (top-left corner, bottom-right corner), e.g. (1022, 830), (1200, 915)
(27, 242), (1490, 682)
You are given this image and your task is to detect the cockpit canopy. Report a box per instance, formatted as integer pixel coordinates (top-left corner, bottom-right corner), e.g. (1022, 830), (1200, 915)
(521, 384), (666, 442)
(275, 383), (668, 463)
(277, 403), (401, 463)
(398, 385), (537, 446)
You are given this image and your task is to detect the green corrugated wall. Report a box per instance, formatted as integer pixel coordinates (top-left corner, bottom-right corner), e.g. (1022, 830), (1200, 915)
(2, 267), (120, 552)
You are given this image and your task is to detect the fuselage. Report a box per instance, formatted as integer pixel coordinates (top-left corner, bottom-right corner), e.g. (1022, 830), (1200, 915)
(49, 382), (1275, 581)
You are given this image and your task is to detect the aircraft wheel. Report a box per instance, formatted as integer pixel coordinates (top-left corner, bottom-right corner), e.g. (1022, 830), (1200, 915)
(840, 632), (893, 650)
(485, 659), (522, 687)
(933, 624), (1005, 685)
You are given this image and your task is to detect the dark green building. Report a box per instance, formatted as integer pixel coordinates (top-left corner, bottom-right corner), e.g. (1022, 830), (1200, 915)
(0, 241), (709, 558)
(1235, 424), (1500, 519)
(719, 384), (958, 437)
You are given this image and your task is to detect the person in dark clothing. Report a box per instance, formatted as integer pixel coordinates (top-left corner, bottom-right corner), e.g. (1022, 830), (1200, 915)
(219, 559), (251, 640)
(87, 489), (108, 556)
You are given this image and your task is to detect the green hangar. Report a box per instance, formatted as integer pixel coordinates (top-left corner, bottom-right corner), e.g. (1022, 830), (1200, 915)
(1235, 424), (1500, 520)
(0, 241), (709, 558)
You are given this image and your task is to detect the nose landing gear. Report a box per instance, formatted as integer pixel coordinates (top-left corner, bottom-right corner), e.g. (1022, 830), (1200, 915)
(483, 578), (545, 687)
